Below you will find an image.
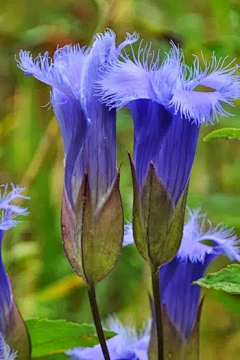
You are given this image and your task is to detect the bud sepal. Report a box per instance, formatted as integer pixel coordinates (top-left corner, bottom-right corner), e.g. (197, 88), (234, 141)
(129, 155), (188, 267)
(62, 171), (124, 285)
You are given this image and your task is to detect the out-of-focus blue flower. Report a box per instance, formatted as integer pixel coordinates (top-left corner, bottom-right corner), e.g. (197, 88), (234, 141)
(0, 184), (28, 333)
(67, 317), (150, 360)
(0, 333), (17, 360)
(0, 183), (29, 359)
(160, 208), (240, 341)
(17, 30), (138, 208)
(98, 42), (240, 203)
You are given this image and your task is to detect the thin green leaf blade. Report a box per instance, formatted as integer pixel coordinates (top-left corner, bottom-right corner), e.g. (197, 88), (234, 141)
(203, 128), (240, 142)
(193, 264), (240, 294)
(26, 319), (115, 358)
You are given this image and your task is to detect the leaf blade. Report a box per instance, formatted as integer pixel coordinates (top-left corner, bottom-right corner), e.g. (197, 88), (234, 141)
(203, 128), (240, 142)
(26, 318), (114, 358)
(193, 264), (240, 294)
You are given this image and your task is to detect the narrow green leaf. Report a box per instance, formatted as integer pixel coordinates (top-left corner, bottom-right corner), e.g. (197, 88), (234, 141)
(203, 128), (240, 142)
(193, 264), (240, 294)
(26, 319), (115, 358)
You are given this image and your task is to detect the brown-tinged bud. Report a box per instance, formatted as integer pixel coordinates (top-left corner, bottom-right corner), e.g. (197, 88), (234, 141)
(61, 171), (124, 285)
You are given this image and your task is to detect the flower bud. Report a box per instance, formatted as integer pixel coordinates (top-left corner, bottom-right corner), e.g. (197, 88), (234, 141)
(62, 171), (123, 285)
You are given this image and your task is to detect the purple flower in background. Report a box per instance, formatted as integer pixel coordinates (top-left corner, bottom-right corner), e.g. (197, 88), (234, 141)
(0, 184), (30, 359)
(67, 317), (150, 360)
(98, 43), (240, 203)
(160, 208), (240, 341)
(0, 333), (17, 360)
(0, 184), (28, 332)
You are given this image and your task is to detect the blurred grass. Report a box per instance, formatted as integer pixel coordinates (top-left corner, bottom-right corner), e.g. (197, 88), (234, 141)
(1, 0), (240, 359)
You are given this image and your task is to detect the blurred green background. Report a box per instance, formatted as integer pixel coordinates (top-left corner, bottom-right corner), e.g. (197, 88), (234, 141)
(1, 0), (240, 359)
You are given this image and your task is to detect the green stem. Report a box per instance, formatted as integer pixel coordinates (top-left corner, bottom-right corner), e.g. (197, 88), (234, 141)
(151, 264), (164, 360)
(87, 283), (111, 360)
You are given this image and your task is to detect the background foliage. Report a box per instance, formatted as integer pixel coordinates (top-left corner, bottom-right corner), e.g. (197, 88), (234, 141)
(1, 0), (240, 359)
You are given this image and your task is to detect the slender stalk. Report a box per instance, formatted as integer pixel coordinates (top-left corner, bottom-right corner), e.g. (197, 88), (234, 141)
(87, 283), (111, 360)
(151, 264), (164, 360)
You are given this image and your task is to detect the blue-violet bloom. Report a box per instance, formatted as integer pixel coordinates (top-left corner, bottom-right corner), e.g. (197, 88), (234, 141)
(98, 42), (240, 204)
(160, 208), (240, 342)
(17, 30), (138, 208)
(67, 317), (150, 360)
(17, 31), (139, 284)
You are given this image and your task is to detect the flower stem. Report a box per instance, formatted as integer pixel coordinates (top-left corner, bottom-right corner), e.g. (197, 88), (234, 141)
(151, 264), (164, 360)
(87, 283), (111, 360)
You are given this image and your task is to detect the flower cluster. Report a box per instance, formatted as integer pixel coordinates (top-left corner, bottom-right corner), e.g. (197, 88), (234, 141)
(14, 29), (240, 359)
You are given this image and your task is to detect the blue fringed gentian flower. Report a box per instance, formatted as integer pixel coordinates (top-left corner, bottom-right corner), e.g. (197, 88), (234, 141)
(160, 209), (240, 346)
(0, 184), (30, 360)
(17, 31), (139, 285)
(98, 42), (240, 267)
(67, 317), (150, 360)
(98, 44), (240, 203)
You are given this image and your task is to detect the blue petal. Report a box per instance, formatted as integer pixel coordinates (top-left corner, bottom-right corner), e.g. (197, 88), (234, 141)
(129, 100), (172, 189)
(156, 114), (200, 204)
(0, 232), (12, 333)
(53, 44), (88, 98)
(170, 55), (240, 124)
(0, 184), (28, 333)
(51, 90), (88, 206)
(18, 31), (138, 208)
(78, 30), (125, 206)
(97, 40), (164, 109)
(178, 208), (240, 263)
(0, 184), (29, 231)
(83, 30), (140, 107)
(73, 106), (117, 207)
(97, 41), (182, 109)
(18, 45), (89, 207)
(160, 208), (240, 340)
(98, 41), (240, 125)
(17, 45), (87, 100)
(97, 58), (153, 109)
(160, 254), (214, 341)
